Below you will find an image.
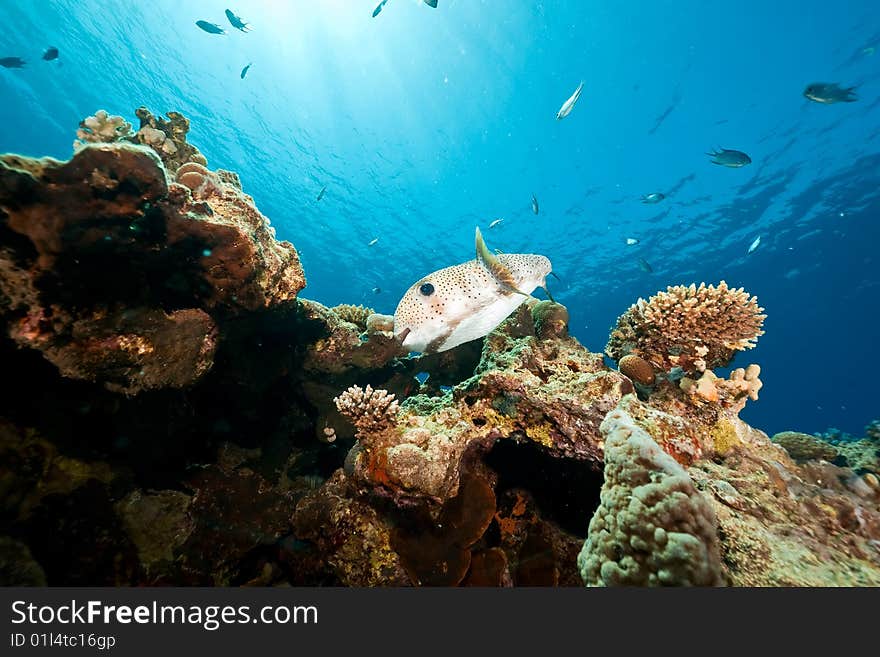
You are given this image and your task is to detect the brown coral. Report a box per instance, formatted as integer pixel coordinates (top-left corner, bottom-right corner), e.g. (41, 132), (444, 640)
(772, 431), (840, 462)
(331, 304), (375, 330)
(618, 354), (655, 386)
(334, 384), (400, 437)
(0, 137), (304, 392)
(134, 107), (206, 172)
(606, 281), (766, 374)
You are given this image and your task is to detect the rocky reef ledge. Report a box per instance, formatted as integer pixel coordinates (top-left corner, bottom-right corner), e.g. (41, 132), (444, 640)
(0, 109), (878, 586)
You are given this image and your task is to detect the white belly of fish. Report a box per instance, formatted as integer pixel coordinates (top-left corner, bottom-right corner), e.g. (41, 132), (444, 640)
(434, 292), (530, 352)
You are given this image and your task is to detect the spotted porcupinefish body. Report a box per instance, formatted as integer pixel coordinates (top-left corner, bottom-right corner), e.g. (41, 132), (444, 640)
(393, 228), (552, 353)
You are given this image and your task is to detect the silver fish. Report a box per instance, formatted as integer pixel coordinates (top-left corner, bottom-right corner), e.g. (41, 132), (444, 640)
(803, 82), (858, 104)
(556, 81), (584, 120)
(706, 148), (751, 168)
(641, 192), (665, 204)
(747, 235), (761, 254)
(393, 228), (552, 353)
(626, 237), (639, 245)
(316, 185), (326, 201)
(368, 237), (379, 246)
(531, 194), (539, 215)
(637, 257), (653, 273)
(489, 218), (504, 228)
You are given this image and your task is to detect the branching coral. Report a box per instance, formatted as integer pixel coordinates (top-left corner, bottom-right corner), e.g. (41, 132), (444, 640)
(578, 408), (724, 586)
(334, 384), (400, 437)
(74, 110), (133, 149)
(606, 281), (765, 374)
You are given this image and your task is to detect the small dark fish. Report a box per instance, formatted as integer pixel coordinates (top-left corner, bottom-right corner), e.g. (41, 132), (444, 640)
(803, 82), (858, 104)
(372, 287), (382, 294)
(316, 185), (326, 201)
(225, 9), (252, 32)
(42, 47), (59, 61)
(240, 63), (252, 79)
(531, 194), (539, 214)
(706, 147), (751, 168)
(373, 0), (389, 17)
(637, 257), (653, 273)
(0, 57), (25, 68)
(196, 20), (226, 35)
(424, 0), (438, 7)
(640, 192), (665, 204)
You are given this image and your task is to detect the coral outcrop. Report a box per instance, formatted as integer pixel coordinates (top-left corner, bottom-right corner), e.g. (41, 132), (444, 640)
(74, 110), (133, 149)
(772, 431), (840, 463)
(578, 408), (724, 586)
(606, 281), (765, 374)
(331, 304), (375, 330)
(0, 109), (304, 392)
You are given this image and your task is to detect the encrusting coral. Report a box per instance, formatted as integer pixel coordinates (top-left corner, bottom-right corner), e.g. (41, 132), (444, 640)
(331, 304), (375, 330)
(606, 281), (765, 375)
(772, 431), (840, 463)
(577, 408), (724, 586)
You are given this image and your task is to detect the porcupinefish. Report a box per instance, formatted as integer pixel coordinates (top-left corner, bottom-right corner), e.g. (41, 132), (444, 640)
(393, 228), (553, 353)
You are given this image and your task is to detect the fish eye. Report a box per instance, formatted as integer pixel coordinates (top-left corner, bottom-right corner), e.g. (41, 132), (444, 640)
(419, 282), (435, 296)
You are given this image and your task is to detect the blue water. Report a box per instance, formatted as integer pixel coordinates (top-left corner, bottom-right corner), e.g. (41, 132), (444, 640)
(1, 0), (878, 436)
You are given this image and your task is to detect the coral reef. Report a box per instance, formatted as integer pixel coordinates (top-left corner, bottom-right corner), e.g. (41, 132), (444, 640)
(578, 408), (724, 586)
(74, 110), (133, 149)
(784, 421), (880, 476)
(0, 112), (304, 392)
(679, 364), (762, 408)
(1, 107), (877, 588)
(134, 107), (206, 171)
(618, 354), (655, 386)
(334, 385), (400, 437)
(606, 281), (765, 374)
(772, 431), (840, 463)
(331, 304), (375, 330)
